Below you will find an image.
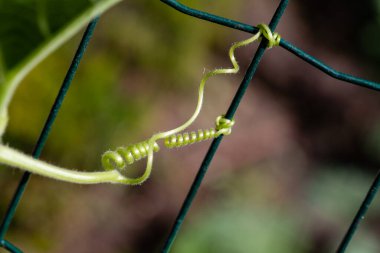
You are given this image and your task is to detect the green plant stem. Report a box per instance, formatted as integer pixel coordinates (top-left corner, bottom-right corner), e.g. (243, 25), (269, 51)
(0, 17), (100, 249)
(0, 145), (125, 184)
(0, 0), (122, 137)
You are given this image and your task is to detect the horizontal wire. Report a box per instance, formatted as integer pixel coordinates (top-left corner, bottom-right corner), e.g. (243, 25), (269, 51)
(161, 0), (380, 91)
(280, 39), (380, 91)
(161, 0), (259, 34)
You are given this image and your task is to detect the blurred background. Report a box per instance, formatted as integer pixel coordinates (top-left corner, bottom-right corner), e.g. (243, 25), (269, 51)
(1, 0), (380, 252)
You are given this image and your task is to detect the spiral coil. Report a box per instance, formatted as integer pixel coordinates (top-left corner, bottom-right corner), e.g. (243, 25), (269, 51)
(164, 128), (217, 148)
(164, 116), (235, 148)
(102, 141), (160, 172)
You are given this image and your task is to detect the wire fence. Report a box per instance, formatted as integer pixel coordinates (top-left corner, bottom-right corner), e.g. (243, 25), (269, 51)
(1, 0), (380, 252)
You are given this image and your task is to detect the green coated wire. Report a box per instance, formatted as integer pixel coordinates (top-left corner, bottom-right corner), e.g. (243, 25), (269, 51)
(279, 40), (380, 91)
(161, 0), (380, 92)
(161, 1), (288, 252)
(0, 17), (100, 253)
(336, 172), (380, 253)
(1, 240), (22, 253)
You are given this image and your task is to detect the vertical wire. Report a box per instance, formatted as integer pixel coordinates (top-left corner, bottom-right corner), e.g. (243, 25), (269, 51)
(336, 171), (380, 253)
(0, 17), (100, 250)
(160, 1), (289, 252)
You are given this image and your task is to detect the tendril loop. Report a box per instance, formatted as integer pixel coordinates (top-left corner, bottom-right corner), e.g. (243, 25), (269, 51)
(215, 115), (235, 135)
(257, 23), (281, 48)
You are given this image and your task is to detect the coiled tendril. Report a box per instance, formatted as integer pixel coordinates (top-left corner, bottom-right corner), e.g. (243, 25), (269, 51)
(165, 129), (218, 148)
(99, 24), (278, 185)
(102, 140), (160, 173)
(164, 116), (235, 148)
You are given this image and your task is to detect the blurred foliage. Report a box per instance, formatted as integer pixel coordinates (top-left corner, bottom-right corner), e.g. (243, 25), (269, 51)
(362, 0), (380, 61)
(174, 207), (303, 253)
(0, 0), (117, 72)
(173, 167), (380, 253)
(366, 122), (380, 163)
(0, 0), (120, 136)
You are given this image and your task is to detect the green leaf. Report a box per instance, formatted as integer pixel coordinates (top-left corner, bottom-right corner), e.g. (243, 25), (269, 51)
(0, 0), (122, 136)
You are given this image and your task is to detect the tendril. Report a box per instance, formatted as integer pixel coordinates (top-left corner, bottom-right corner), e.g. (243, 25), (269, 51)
(100, 24), (280, 185)
(164, 129), (217, 148)
(164, 116), (235, 148)
(102, 141), (160, 172)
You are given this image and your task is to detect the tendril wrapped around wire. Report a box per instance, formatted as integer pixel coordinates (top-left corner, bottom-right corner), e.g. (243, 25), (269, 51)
(100, 24), (277, 185)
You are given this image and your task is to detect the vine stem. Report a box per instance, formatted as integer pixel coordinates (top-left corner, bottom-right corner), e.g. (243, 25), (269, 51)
(0, 145), (126, 184)
(1, 16), (102, 248)
(0, 0), (122, 137)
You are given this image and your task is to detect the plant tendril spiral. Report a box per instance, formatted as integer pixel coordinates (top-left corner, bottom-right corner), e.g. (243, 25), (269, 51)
(102, 141), (160, 172)
(164, 129), (218, 148)
(164, 116), (235, 148)
(102, 24), (278, 185)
